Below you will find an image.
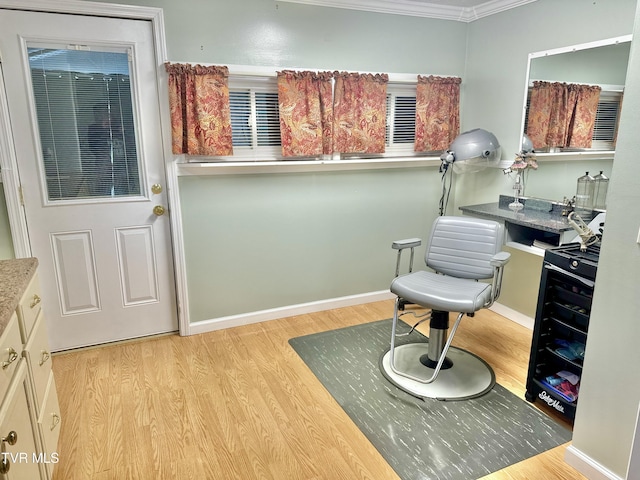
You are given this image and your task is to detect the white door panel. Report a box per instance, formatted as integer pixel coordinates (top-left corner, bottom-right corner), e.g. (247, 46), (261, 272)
(50, 230), (101, 315)
(0, 9), (177, 350)
(115, 225), (160, 306)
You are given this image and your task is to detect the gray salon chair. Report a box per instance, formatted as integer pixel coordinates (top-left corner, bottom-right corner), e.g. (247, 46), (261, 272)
(380, 216), (510, 401)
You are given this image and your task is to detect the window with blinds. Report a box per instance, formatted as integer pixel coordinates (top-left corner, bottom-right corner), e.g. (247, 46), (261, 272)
(591, 91), (622, 150)
(228, 77), (282, 160)
(28, 45), (141, 201)
(382, 83), (423, 158)
(523, 87), (622, 152)
(225, 78), (434, 161)
(230, 90), (281, 148)
(386, 93), (416, 145)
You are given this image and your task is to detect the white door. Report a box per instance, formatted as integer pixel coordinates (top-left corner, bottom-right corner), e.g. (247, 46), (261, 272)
(0, 9), (178, 351)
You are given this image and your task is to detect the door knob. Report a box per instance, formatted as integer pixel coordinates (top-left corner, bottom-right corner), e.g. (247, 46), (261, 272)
(153, 205), (166, 216)
(0, 431), (16, 475)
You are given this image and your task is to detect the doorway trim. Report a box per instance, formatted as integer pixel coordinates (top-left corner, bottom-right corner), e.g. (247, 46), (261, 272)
(0, 0), (190, 335)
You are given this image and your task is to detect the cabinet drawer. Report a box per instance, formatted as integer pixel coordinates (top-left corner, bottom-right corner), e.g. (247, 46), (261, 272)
(0, 313), (22, 399)
(24, 312), (52, 412)
(38, 371), (61, 479)
(0, 361), (42, 480)
(16, 273), (42, 342)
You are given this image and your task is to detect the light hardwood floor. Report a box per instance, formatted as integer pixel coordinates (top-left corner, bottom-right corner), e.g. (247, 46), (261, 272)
(51, 301), (586, 480)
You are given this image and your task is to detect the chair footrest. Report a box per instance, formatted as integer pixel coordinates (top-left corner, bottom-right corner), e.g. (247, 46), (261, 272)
(380, 343), (495, 400)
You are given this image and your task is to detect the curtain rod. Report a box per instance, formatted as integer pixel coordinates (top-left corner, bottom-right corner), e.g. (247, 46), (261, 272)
(167, 61), (460, 84)
(528, 79), (624, 92)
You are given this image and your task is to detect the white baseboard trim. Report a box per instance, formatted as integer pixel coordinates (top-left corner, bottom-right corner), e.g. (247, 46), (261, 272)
(565, 445), (624, 480)
(187, 290), (395, 336)
(187, 295), (536, 336)
(489, 302), (535, 330)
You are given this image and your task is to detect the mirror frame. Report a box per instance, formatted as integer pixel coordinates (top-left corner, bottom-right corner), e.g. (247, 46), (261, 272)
(519, 34), (633, 161)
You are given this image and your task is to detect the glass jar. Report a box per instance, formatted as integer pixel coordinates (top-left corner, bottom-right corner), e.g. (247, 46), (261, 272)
(593, 171), (609, 210)
(575, 172), (595, 219)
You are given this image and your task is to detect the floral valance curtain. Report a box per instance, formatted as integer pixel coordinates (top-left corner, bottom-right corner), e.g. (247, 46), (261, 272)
(526, 81), (601, 149)
(277, 70), (334, 157)
(164, 63), (233, 156)
(332, 72), (388, 154)
(414, 75), (461, 152)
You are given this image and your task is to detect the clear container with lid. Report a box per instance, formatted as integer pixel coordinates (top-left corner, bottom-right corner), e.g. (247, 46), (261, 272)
(593, 171), (609, 210)
(575, 172), (595, 219)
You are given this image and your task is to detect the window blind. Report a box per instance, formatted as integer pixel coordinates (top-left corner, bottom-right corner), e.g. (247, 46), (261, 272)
(229, 89), (281, 149)
(28, 47), (140, 200)
(388, 94), (416, 145)
(592, 92), (621, 149)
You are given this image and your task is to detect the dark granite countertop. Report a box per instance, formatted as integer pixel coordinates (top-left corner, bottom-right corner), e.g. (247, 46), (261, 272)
(459, 195), (574, 234)
(0, 258), (38, 337)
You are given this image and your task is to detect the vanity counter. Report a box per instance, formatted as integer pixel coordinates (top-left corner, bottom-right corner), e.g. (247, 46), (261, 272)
(0, 257), (38, 336)
(460, 196), (580, 253)
(459, 196), (573, 234)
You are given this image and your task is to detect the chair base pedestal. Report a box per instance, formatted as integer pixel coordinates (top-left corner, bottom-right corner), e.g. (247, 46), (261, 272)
(380, 343), (495, 401)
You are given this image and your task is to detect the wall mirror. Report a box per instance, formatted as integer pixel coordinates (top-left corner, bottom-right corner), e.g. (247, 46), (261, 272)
(520, 35), (632, 158)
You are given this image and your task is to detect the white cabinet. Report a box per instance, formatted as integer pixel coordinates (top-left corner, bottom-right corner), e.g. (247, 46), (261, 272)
(0, 362), (40, 480)
(23, 313), (60, 479)
(15, 276), (41, 342)
(0, 268), (60, 480)
(0, 314), (21, 397)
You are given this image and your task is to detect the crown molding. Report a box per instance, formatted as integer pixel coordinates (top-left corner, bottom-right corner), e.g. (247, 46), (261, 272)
(277, 0), (537, 22)
(0, 0), (157, 16)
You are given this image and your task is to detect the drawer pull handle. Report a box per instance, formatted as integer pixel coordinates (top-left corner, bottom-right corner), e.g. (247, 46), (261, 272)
(1, 348), (18, 369)
(51, 414), (60, 431)
(39, 350), (51, 366)
(30, 294), (41, 308)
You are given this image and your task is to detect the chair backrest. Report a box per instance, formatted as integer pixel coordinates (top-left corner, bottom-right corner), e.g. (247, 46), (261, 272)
(425, 216), (504, 280)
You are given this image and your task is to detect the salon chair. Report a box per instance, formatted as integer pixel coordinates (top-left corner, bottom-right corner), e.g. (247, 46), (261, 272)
(380, 216), (510, 401)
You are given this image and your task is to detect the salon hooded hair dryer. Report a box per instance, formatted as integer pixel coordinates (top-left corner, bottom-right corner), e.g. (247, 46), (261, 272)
(438, 128), (501, 215)
(440, 128), (502, 174)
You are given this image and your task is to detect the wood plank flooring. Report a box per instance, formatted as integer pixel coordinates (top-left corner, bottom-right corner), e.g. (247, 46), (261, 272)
(51, 301), (586, 480)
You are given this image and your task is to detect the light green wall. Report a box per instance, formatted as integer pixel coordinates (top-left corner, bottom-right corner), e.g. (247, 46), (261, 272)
(571, 1), (640, 476)
(179, 168), (441, 321)
(87, 0), (468, 74)
(499, 246), (543, 318)
(529, 42), (630, 85)
(0, 183), (14, 259)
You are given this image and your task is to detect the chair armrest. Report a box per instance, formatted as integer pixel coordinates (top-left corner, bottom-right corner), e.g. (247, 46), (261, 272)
(490, 251), (511, 267)
(392, 238), (422, 250)
(488, 251), (511, 307)
(392, 238), (422, 277)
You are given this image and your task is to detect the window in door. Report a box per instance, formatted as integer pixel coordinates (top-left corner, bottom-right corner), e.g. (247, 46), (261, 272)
(28, 44), (142, 201)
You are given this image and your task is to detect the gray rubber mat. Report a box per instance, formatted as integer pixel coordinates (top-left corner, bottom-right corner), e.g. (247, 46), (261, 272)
(289, 319), (572, 480)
